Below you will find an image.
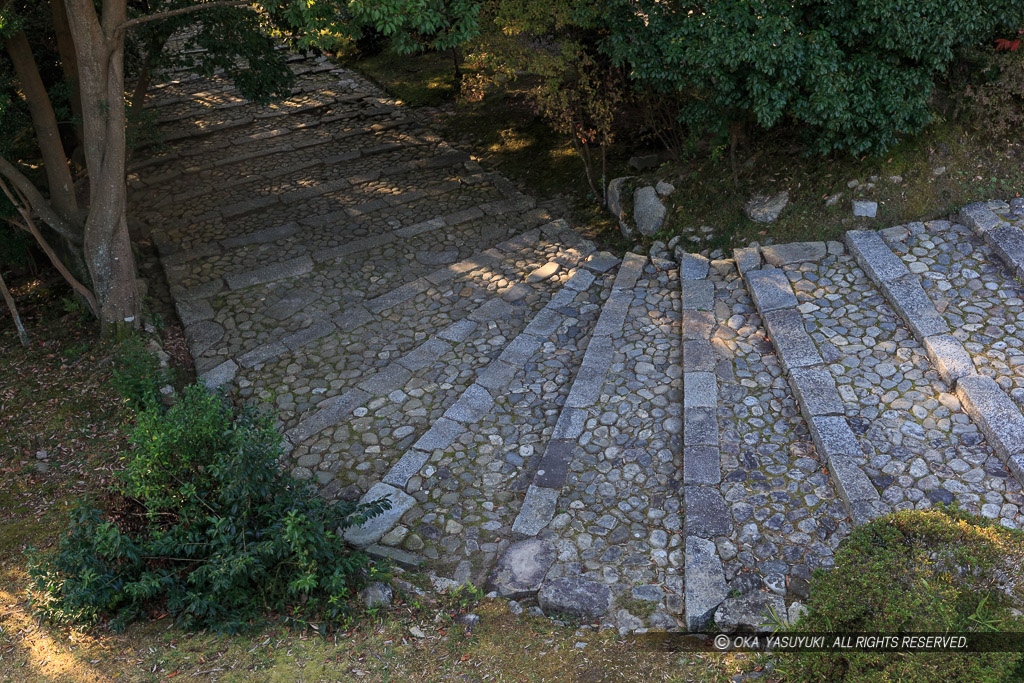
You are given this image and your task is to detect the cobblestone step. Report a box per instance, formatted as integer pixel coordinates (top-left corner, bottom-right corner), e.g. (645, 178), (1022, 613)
(681, 251), (850, 631)
(338, 249), (618, 581)
(177, 203), (550, 377)
(162, 182), (527, 308)
(847, 223), (1024, 523)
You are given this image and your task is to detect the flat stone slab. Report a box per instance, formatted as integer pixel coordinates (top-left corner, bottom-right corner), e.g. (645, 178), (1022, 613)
(684, 536), (728, 631)
(225, 255), (313, 290)
(923, 334), (976, 384)
(683, 446), (721, 485)
(286, 388), (371, 445)
(538, 577), (613, 619)
(715, 593), (787, 633)
(852, 200), (877, 218)
(683, 340), (716, 373)
(846, 230), (910, 283)
(684, 486), (730, 537)
(957, 375), (1024, 464)
(679, 253), (710, 280)
(684, 372), (717, 409)
(788, 367), (844, 416)
(489, 539), (557, 599)
(682, 280), (714, 311)
(534, 439), (575, 489)
(733, 246), (761, 277)
(762, 309), (823, 371)
(382, 449), (430, 488)
(745, 269), (798, 312)
(807, 415), (863, 461)
(760, 241), (825, 266)
(683, 310), (714, 341)
(444, 383), (494, 423)
(684, 407), (718, 447)
(343, 482), (416, 547)
(200, 359), (237, 389)
(512, 485), (559, 537)
(583, 251), (620, 273)
(222, 221), (299, 249)
(879, 276), (949, 339)
(185, 320), (225, 358)
(987, 225), (1024, 277)
(960, 202), (1003, 234)
(412, 416), (463, 452)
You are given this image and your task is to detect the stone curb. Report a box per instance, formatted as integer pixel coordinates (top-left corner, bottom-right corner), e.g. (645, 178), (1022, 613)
(846, 225), (1024, 490)
(509, 254), (644, 539)
(680, 255), (727, 630)
(737, 250), (886, 529)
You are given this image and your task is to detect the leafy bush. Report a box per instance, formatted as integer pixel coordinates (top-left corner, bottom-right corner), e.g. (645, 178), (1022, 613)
(110, 336), (167, 413)
(590, 0), (1024, 155)
(28, 384), (389, 633)
(776, 509), (1024, 681)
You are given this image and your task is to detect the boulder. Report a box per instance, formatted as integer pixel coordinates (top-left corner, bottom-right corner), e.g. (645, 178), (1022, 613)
(607, 176), (632, 221)
(744, 191), (789, 223)
(633, 186), (667, 237)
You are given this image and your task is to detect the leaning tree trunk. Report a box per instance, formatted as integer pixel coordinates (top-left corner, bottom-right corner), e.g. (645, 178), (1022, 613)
(64, 0), (140, 332)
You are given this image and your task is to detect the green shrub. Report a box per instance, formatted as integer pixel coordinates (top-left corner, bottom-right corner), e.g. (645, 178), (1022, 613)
(110, 336), (167, 413)
(28, 384), (390, 633)
(593, 0), (1024, 155)
(776, 509), (1024, 682)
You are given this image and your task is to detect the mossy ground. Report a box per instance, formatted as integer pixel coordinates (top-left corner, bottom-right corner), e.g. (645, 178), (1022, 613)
(346, 49), (1024, 256)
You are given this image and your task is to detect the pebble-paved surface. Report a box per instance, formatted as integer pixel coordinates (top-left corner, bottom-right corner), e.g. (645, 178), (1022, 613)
(373, 273), (614, 583)
(286, 263), (597, 498)
(253, 234), (585, 432)
(541, 262), (683, 631)
(710, 262), (849, 598)
(782, 254), (1024, 529)
(897, 221), (1024, 395)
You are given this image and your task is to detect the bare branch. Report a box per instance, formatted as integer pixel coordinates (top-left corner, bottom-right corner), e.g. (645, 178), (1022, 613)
(0, 176), (99, 318)
(120, 1), (252, 31)
(0, 157), (83, 245)
(0, 268), (29, 347)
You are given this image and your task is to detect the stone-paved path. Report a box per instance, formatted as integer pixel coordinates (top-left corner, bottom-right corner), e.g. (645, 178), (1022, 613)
(132, 51), (684, 631)
(133, 48), (1024, 635)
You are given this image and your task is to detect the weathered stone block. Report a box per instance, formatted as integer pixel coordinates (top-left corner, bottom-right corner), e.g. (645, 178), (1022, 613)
(745, 269), (798, 312)
(923, 334), (976, 384)
(684, 536), (728, 631)
(788, 367), (844, 416)
(344, 483), (416, 547)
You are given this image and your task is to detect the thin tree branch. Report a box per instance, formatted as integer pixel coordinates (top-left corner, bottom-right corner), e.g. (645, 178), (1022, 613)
(0, 157), (83, 245)
(0, 268), (29, 347)
(120, 1), (252, 31)
(0, 176), (99, 317)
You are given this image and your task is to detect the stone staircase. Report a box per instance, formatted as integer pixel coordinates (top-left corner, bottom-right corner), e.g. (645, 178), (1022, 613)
(133, 47), (1024, 635)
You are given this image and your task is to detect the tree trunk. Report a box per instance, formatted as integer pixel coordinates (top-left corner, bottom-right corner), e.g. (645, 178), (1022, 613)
(51, 0), (86, 152)
(4, 30), (80, 224)
(64, 0), (140, 331)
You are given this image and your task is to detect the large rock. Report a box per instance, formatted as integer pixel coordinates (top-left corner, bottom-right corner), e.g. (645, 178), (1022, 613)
(714, 592), (787, 633)
(633, 186), (667, 237)
(489, 539), (557, 599)
(628, 153), (659, 171)
(607, 176), (632, 221)
(744, 191), (789, 223)
(538, 577), (613, 619)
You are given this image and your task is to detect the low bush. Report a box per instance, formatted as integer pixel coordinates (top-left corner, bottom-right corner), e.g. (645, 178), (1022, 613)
(28, 382), (389, 633)
(110, 336), (168, 413)
(776, 508), (1024, 681)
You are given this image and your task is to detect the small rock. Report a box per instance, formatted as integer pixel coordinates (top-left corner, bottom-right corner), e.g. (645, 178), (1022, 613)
(847, 179), (860, 189)
(788, 601), (809, 624)
(743, 191), (789, 223)
(889, 175), (903, 184)
(359, 581), (393, 608)
(932, 166), (946, 177)
(489, 539), (557, 599)
(455, 613), (480, 631)
(852, 200), (878, 218)
(655, 181), (675, 197)
(715, 593), (787, 632)
(825, 192), (843, 207)
(409, 626), (426, 638)
(538, 577), (613, 619)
